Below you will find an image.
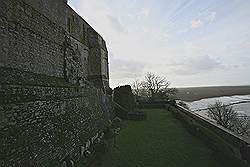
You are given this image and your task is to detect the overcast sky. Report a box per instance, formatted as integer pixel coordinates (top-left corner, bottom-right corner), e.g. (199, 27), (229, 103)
(68, 0), (250, 88)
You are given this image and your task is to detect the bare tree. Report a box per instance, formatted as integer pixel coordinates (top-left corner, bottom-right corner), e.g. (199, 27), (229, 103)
(141, 72), (176, 101)
(208, 101), (249, 137)
(132, 79), (142, 99)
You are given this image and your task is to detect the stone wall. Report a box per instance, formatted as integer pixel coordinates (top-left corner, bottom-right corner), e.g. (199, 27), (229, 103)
(0, 0), (112, 166)
(22, 0), (67, 29)
(171, 104), (250, 165)
(65, 5), (109, 92)
(113, 85), (135, 119)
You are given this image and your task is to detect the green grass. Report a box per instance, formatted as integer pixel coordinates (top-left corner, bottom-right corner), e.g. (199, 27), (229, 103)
(101, 109), (223, 167)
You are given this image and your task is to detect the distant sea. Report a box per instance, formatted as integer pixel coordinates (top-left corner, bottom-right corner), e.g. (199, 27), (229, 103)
(186, 95), (250, 117)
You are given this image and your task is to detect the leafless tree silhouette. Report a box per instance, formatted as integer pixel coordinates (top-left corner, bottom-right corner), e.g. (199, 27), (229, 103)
(208, 101), (249, 137)
(132, 72), (177, 101)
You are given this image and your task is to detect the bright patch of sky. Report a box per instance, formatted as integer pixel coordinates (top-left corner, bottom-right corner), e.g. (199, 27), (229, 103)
(68, 0), (250, 88)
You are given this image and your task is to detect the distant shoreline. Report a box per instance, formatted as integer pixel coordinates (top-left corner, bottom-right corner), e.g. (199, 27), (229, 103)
(175, 85), (250, 102)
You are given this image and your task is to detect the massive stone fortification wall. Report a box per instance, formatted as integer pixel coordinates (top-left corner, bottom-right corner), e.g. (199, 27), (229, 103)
(65, 3), (109, 92)
(21, 0), (67, 29)
(0, 0), (112, 166)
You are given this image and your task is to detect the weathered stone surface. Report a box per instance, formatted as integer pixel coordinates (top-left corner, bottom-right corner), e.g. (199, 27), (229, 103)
(0, 0), (112, 166)
(113, 85), (136, 119)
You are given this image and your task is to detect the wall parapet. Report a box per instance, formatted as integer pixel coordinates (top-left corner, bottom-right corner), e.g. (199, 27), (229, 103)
(170, 104), (250, 165)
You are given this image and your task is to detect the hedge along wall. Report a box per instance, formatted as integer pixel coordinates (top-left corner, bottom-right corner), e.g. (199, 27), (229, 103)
(169, 104), (250, 166)
(0, 0), (112, 166)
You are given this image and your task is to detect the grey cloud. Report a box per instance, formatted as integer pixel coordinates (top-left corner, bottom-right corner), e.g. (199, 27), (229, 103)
(110, 56), (146, 79)
(173, 55), (223, 75)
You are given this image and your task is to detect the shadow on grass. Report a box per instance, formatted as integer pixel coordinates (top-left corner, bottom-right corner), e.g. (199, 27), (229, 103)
(97, 109), (231, 167)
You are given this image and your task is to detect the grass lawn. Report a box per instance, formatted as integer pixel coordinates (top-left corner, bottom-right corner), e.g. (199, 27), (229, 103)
(100, 109), (224, 167)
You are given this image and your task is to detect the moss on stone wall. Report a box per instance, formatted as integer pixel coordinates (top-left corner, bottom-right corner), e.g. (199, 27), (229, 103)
(0, 0), (112, 166)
